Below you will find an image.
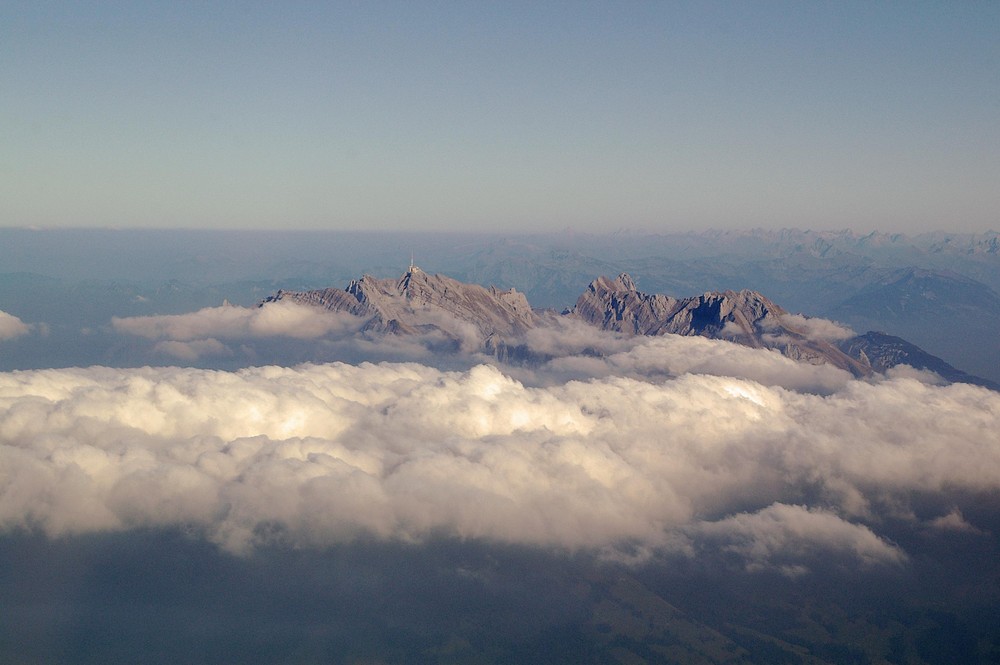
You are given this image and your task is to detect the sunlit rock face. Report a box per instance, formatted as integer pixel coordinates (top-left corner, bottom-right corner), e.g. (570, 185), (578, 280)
(264, 267), (537, 352)
(571, 273), (781, 338)
(571, 274), (871, 376)
(260, 269), (995, 387)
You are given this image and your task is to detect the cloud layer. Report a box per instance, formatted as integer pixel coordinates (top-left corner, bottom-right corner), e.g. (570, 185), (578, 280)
(776, 313), (856, 342)
(2, 355), (997, 572)
(114, 302), (861, 394)
(112, 302), (366, 359)
(0, 310), (31, 342)
(538, 331), (854, 393)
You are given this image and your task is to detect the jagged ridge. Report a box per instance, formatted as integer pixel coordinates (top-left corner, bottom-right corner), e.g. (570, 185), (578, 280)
(263, 269), (992, 387)
(264, 266), (535, 349)
(571, 273), (870, 376)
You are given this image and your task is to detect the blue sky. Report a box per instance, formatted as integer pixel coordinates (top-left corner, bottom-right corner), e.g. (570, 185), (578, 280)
(2, 1), (998, 232)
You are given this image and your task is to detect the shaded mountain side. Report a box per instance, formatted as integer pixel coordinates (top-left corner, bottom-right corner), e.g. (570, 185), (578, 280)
(840, 332), (1000, 391)
(262, 269), (995, 389)
(831, 267), (1000, 321)
(828, 267), (1000, 386)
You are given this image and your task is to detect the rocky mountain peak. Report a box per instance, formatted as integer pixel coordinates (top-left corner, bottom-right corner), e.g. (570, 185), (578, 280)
(267, 269), (537, 346)
(260, 269), (994, 386)
(572, 275), (870, 375)
(574, 275), (785, 339)
(614, 273), (637, 291)
(396, 264), (426, 292)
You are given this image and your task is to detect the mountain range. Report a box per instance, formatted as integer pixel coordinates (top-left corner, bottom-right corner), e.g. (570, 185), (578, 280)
(263, 266), (998, 390)
(3, 228), (997, 382)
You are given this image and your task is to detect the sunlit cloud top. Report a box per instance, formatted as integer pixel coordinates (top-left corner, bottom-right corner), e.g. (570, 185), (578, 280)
(2, 337), (998, 573)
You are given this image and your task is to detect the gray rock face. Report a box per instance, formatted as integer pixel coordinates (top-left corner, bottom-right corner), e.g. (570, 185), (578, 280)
(572, 274), (871, 376)
(264, 266), (536, 348)
(840, 331), (1000, 391)
(261, 269), (993, 387)
(572, 273), (782, 339)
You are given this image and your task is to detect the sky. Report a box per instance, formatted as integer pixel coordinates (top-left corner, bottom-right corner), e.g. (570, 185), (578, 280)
(2, 1), (998, 233)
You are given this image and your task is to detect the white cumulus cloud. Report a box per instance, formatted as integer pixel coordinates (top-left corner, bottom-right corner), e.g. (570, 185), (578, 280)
(153, 338), (233, 361)
(113, 301), (365, 341)
(0, 310), (32, 342)
(1, 359), (998, 572)
(776, 313), (856, 342)
(542, 333), (854, 393)
(687, 503), (907, 575)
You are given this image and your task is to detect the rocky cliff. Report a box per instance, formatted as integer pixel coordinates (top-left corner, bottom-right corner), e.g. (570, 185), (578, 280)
(262, 269), (991, 387)
(840, 331), (1000, 390)
(572, 274), (871, 376)
(264, 266), (536, 350)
